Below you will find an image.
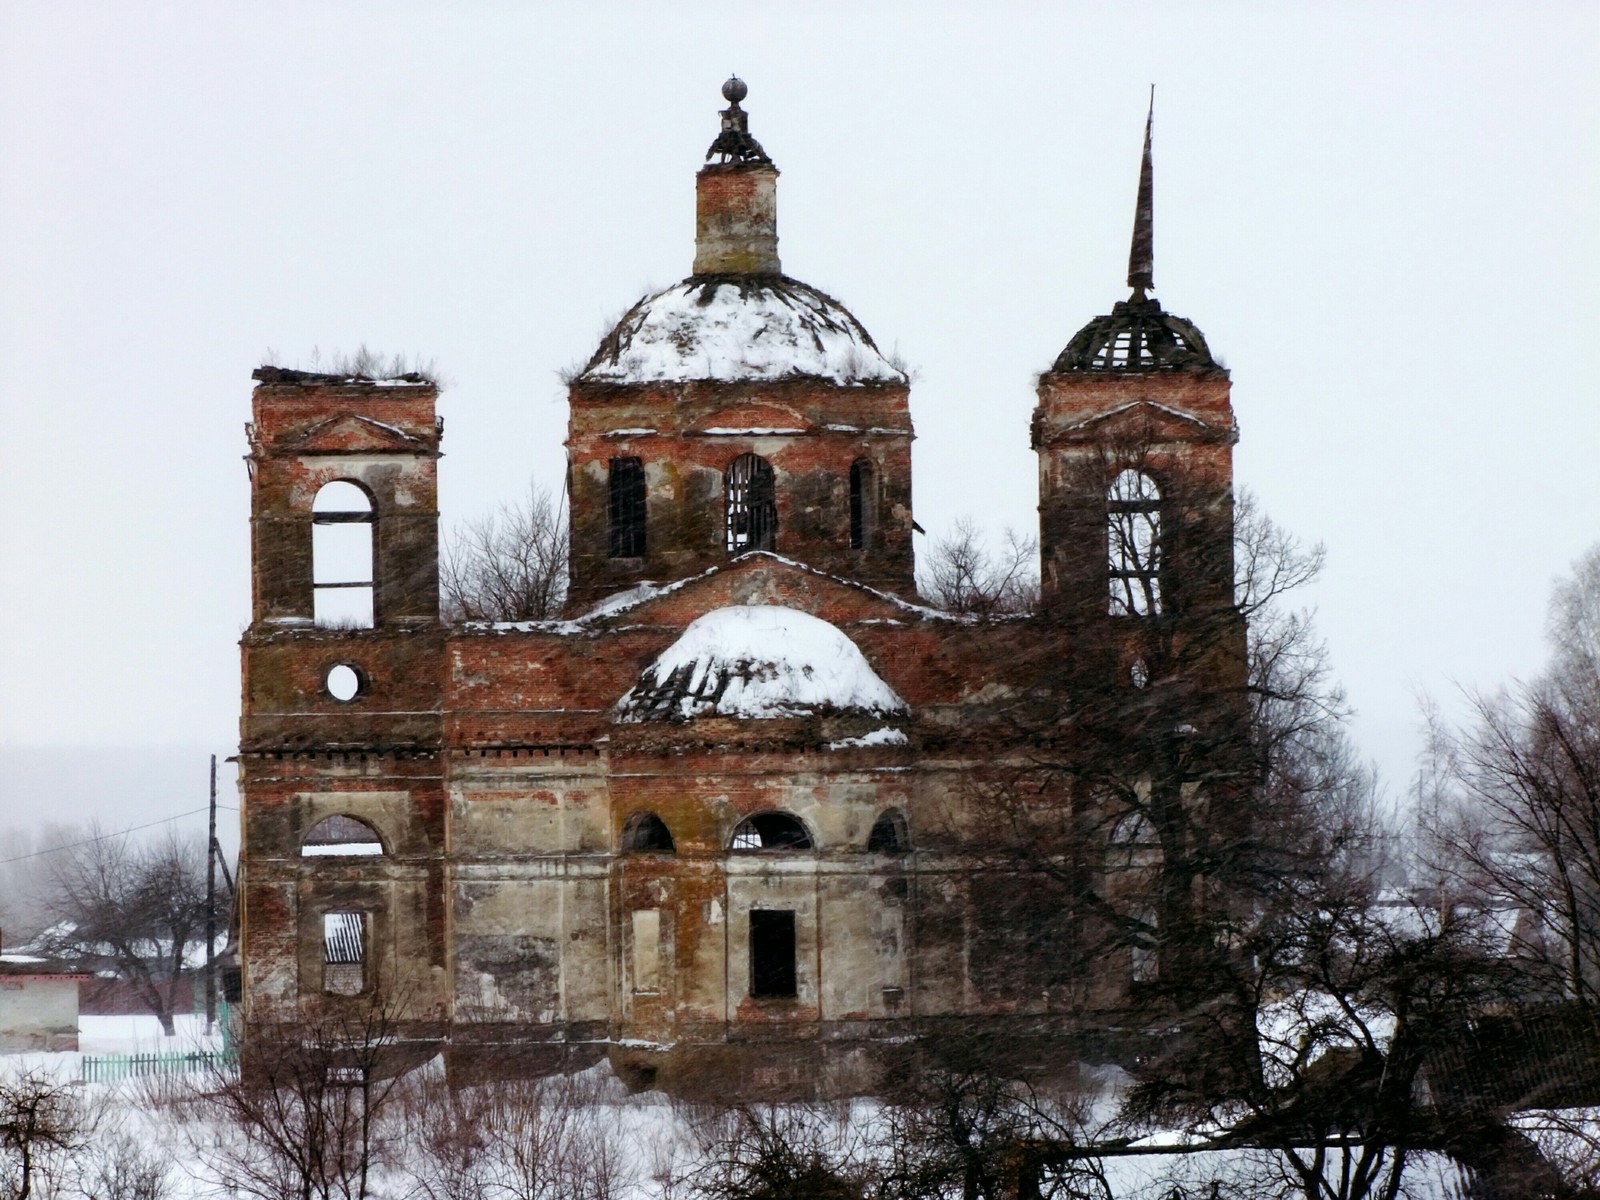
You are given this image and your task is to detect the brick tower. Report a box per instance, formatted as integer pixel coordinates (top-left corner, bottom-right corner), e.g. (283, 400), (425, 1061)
(1032, 103), (1239, 640)
(565, 78), (916, 613)
(238, 368), (449, 1034)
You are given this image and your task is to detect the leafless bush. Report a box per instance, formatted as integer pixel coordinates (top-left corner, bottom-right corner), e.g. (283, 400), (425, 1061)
(0, 1067), (93, 1200)
(269, 344), (438, 384)
(402, 1069), (631, 1200)
(917, 518), (1038, 618)
(74, 1127), (172, 1200)
(671, 1103), (868, 1200)
(441, 483), (569, 623)
(192, 997), (409, 1200)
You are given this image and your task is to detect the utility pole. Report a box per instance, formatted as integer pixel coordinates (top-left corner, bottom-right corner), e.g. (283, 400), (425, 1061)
(206, 753), (217, 1034)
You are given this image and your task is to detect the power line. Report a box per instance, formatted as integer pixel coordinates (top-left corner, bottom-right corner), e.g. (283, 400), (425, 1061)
(0, 806), (238, 866)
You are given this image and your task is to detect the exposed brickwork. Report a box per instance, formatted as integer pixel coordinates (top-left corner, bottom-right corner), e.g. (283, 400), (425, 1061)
(234, 93), (1248, 1096)
(566, 379), (915, 611)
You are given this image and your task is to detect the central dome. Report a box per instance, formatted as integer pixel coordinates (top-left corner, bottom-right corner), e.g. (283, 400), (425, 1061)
(614, 605), (908, 723)
(578, 276), (906, 387)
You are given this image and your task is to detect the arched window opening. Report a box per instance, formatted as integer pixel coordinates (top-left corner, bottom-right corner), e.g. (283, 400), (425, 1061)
(849, 459), (876, 551)
(313, 481), (375, 629)
(609, 457), (646, 558)
(323, 911), (368, 995)
(1107, 469), (1161, 617)
(725, 453), (777, 553)
(302, 815), (385, 858)
(620, 812), (676, 854)
(1107, 812), (1159, 872)
(730, 812), (813, 852)
(867, 809), (909, 854)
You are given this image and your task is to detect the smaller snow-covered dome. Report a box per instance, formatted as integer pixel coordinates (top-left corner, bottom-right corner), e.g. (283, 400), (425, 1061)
(615, 605), (908, 723)
(578, 277), (907, 387)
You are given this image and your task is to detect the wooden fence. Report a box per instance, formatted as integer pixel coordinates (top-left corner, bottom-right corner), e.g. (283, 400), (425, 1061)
(80, 1049), (232, 1084)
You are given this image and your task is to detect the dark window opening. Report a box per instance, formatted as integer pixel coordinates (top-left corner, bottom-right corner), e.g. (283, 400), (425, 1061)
(730, 812), (813, 851)
(609, 457), (646, 558)
(867, 809), (909, 854)
(750, 909), (797, 998)
(725, 453), (777, 553)
(313, 481), (375, 628)
(620, 811), (675, 854)
(323, 911), (367, 996)
(849, 459), (875, 551)
(1107, 469), (1162, 616)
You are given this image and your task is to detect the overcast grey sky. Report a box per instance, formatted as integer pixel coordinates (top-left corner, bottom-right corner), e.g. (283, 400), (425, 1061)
(1, 2), (1596, 840)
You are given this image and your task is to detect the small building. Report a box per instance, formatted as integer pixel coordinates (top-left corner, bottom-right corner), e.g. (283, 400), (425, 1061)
(0, 956), (92, 1052)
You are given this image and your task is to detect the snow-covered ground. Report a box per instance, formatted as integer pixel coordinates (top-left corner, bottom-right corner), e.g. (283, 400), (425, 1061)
(0, 1015), (1581, 1198)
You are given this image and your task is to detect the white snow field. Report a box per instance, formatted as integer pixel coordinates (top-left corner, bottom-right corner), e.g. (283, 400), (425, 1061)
(0, 1013), (1517, 1199)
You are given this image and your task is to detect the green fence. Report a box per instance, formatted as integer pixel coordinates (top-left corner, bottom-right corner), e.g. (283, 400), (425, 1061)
(80, 1049), (232, 1084)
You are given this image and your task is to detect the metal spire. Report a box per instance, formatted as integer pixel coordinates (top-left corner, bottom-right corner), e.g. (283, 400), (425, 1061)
(1126, 88), (1155, 299)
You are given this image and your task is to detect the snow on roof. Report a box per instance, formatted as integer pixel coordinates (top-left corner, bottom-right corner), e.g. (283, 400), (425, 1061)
(464, 552), (966, 638)
(578, 277), (907, 387)
(615, 605), (908, 722)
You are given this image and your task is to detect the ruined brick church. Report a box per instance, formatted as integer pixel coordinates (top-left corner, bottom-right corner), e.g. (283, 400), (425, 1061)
(237, 80), (1244, 1094)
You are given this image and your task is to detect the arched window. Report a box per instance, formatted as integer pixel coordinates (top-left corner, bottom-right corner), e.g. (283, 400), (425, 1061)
(619, 811), (675, 854)
(725, 454), (776, 553)
(1107, 469), (1161, 616)
(866, 809), (909, 854)
(849, 459), (875, 551)
(730, 812), (813, 851)
(313, 481), (374, 629)
(302, 815), (385, 858)
(609, 457), (646, 558)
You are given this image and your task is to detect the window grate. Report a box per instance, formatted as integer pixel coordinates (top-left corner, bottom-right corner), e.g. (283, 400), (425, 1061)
(725, 454), (777, 553)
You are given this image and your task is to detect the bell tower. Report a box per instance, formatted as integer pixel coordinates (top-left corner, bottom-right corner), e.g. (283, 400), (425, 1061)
(1033, 102), (1239, 632)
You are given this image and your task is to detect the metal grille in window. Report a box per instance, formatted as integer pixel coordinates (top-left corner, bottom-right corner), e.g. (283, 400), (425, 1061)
(849, 459), (874, 551)
(1108, 469), (1162, 616)
(608, 457), (646, 558)
(323, 912), (366, 996)
(725, 454), (776, 553)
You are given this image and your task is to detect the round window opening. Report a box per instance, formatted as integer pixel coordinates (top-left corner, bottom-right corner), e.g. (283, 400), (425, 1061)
(326, 664), (363, 703)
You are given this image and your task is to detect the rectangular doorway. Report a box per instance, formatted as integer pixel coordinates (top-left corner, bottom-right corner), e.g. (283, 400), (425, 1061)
(749, 909), (796, 998)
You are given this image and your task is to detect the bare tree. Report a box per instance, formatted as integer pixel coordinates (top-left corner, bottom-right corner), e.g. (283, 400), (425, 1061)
(44, 828), (206, 1036)
(918, 519), (1039, 618)
(0, 1068), (92, 1200)
(1431, 542), (1600, 1008)
(441, 483), (569, 622)
(194, 994), (410, 1200)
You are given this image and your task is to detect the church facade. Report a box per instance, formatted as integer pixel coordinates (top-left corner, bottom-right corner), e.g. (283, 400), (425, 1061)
(235, 81), (1244, 1095)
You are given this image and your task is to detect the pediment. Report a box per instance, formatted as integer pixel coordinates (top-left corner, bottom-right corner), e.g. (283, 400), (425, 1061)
(578, 552), (948, 632)
(1056, 399), (1233, 444)
(286, 414), (430, 454)
(686, 402), (809, 437)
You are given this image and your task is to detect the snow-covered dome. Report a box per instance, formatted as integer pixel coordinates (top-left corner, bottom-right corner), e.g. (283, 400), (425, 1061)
(578, 277), (907, 387)
(614, 605), (908, 723)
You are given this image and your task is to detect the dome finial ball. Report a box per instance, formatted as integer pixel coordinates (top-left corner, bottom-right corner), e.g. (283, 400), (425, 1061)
(722, 76), (747, 104)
